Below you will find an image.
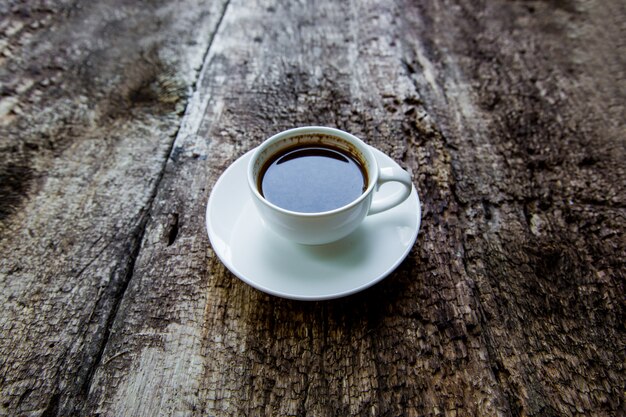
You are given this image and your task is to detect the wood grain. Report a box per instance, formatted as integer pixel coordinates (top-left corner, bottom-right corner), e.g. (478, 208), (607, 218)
(1, 0), (624, 416)
(0, 0), (229, 415)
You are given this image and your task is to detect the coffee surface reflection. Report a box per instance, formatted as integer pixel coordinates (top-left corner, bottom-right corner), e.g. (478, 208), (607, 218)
(259, 144), (367, 213)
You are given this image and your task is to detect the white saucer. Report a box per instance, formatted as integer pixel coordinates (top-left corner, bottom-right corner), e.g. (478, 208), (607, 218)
(206, 146), (421, 300)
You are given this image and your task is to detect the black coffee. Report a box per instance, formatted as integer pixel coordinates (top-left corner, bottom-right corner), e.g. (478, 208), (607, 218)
(259, 143), (368, 213)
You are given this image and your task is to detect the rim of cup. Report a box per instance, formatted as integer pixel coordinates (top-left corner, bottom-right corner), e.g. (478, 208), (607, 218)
(247, 126), (380, 217)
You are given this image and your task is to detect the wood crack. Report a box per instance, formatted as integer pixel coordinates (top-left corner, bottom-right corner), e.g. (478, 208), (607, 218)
(75, 0), (233, 412)
(78, 208), (151, 408)
(197, 0), (231, 92)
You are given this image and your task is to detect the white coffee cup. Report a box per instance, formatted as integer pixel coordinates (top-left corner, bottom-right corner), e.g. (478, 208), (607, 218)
(247, 126), (412, 245)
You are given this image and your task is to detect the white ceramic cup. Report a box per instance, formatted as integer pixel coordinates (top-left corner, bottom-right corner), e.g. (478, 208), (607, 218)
(247, 126), (412, 245)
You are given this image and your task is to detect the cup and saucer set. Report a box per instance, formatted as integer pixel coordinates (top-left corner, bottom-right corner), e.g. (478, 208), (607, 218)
(206, 127), (421, 300)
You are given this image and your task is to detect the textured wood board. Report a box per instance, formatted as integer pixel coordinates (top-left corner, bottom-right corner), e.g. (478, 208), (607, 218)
(0, 0), (229, 415)
(0, 0), (624, 416)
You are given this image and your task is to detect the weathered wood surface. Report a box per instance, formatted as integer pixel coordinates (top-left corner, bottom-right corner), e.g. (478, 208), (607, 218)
(1, 0), (624, 416)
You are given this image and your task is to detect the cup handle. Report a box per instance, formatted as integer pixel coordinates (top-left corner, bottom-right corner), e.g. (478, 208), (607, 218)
(368, 166), (413, 215)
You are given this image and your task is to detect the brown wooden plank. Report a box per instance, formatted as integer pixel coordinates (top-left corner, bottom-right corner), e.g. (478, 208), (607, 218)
(82, 0), (625, 416)
(0, 1), (229, 415)
(1, 0), (624, 416)
(400, 1), (625, 415)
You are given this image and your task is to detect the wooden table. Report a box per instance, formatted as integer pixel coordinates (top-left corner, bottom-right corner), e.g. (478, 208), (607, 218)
(1, 1), (624, 415)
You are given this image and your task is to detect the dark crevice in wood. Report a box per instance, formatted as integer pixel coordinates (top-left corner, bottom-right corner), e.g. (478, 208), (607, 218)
(522, 200), (533, 230)
(15, 388), (33, 409)
(166, 213), (180, 246)
(0, 160), (34, 223)
(40, 393), (61, 417)
(78, 210), (151, 411)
